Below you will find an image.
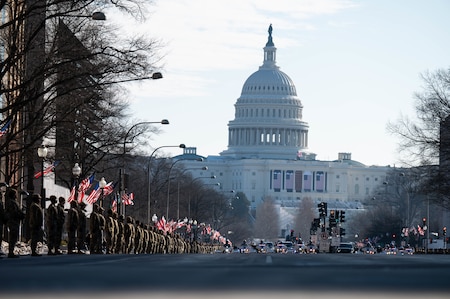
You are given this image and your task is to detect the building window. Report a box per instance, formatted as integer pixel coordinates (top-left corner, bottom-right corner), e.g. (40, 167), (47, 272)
(336, 185), (340, 192)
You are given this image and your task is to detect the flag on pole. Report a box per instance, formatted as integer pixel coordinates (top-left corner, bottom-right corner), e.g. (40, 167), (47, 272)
(0, 119), (11, 137)
(111, 198), (117, 213)
(67, 186), (76, 203)
(102, 181), (116, 197)
(156, 216), (166, 232)
(86, 183), (101, 204)
(77, 173), (95, 203)
(34, 161), (60, 179)
(122, 192), (134, 206)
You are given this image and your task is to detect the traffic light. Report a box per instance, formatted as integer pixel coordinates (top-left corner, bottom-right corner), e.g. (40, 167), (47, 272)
(339, 210), (346, 223)
(329, 210), (337, 227)
(340, 227), (346, 236)
(443, 227), (447, 237)
(329, 210), (335, 219)
(318, 202), (327, 217)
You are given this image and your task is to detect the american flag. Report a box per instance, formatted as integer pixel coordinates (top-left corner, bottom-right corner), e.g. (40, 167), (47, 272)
(121, 192), (134, 206)
(34, 161), (60, 179)
(156, 216), (166, 232)
(315, 171), (325, 192)
(67, 186), (76, 203)
(86, 183), (101, 204)
(273, 170), (282, 191)
(102, 182), (116, 197)
(303, 171), (312, 191)
(0, 119), (11, 137)
(77, 174), (95, 203)
(285, 170), (294, 192)
(111, 199), (117, 213)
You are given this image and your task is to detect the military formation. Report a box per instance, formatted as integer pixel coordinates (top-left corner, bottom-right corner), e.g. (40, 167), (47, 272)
(1, 188), (221, 258)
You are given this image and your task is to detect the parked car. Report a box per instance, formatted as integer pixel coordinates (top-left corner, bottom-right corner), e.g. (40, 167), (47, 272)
(398, 245), (414, 255)
(305, 242), (317, 254)
(275, 243), (288, 253)
(336, 242), (354, 253)
(361, 245), (376, 254)
(282, 241), (295, 254)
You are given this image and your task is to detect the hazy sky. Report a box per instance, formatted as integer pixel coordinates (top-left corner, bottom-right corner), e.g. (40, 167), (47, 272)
(111, 0), (450, 167)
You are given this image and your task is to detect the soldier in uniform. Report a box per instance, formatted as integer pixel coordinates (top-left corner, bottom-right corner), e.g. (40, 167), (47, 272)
(46, 195), (58, 255)
(134, 220), (142, 254)
(29, 194), (43, 256)
(76, 202), (87, 253)
(98, 207), (106, 253)
(4, 188), (25, 258)
(124, 216), (135, 254)
(89, 204), (101, 254)
(55, 197), (65, 254)
(115, 214), (125, 254)
(67, 201), (79, 254)
(105, 208), (115, 254)
(111, 212), (119, 253)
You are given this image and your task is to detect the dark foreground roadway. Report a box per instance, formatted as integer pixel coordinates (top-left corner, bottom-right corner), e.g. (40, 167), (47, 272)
(1, 252), (449, 299)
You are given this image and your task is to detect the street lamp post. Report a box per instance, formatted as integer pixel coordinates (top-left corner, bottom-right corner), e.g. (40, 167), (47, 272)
(99, 177), (107, 208)
(37, 145), (48, 208)
(72, 163), (82, 202)
(176, 166), (208, 220)
(166, 157), (203, 220)
(121, 119), (169, 216)
(188, 176), (216, 219)
(147, 144), (186, 225)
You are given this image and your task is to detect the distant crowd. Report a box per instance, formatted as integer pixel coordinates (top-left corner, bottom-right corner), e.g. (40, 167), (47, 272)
(0, 188), (221, 258)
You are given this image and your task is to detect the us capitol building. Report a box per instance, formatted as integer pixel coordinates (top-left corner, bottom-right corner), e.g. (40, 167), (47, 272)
(177, 25), (390, 231)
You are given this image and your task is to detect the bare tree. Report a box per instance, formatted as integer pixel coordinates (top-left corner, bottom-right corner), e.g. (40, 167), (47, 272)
(253, 196), (279, 240)
(387, 68), (450, 209)
(0, 0), (163, 192)
(387, 68), (450, 166)
(293, 196), (315, 242)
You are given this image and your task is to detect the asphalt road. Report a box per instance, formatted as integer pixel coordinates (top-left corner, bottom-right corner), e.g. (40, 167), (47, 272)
(1, 252), (449, 299)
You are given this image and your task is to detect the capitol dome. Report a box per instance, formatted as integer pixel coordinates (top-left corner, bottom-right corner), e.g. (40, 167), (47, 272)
(241, 68), (297, 97)
(221, 25), (310, 160)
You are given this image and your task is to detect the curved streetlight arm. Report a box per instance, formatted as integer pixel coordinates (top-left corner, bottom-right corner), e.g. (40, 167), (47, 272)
(166, 157), (203, 220)
(123, 120), (169, 155)
(147, 144), (185, 225)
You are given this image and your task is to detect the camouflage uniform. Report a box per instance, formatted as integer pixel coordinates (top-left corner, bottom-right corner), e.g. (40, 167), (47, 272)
(115, 214), (125, 254)
(46, 196), (58, 255)
(29, 194), (43, 256)
(98, 207), (106, 253)
(67, 201), (79, 254)
(105, 209), (115, 254)
(76, 202), (87, 252)
(111, 212), (119, 253)
(4, 189), (25, 258)
(134, 220), (142, 254)
(124, 216), (135, 254)
(55, 197), (66, 254)
(89, 204), (102, 254)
